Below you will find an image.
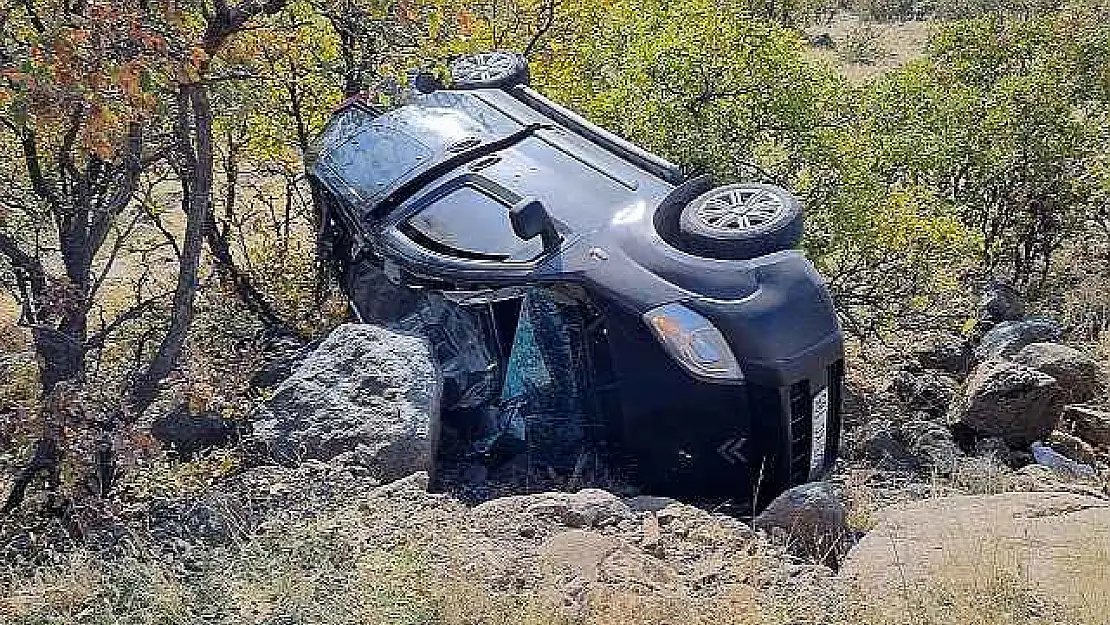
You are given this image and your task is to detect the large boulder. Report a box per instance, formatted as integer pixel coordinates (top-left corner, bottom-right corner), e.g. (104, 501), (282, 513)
(842, 492), (1110, 621)
(1011, 342), (1104, 404)
(973, 318), (1063, 363)
(951, 359), (1064, 445)
(251, 324), (442, 481)
(754, 482), (848, 563)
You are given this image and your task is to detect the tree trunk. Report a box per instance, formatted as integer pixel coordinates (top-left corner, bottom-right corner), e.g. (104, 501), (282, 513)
(127, 83), (213, 417)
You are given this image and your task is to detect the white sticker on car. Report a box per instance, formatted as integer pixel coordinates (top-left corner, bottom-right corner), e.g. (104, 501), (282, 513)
(810, 387), (830, 478)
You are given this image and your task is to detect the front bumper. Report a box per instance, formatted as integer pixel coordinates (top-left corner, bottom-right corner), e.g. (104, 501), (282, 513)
(594, 272), (844, 506)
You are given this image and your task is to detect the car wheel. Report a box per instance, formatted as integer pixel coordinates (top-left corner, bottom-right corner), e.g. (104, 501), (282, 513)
(449, 51), (530, 90)
(677, 183), (803, 260)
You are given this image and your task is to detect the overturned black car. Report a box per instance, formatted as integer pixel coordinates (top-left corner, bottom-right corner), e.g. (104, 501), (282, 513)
(309, 50), (844, 508)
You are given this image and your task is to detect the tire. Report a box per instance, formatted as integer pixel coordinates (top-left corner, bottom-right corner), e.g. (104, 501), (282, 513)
(677, 183), (803, 260)
(448, 51), (530, 90)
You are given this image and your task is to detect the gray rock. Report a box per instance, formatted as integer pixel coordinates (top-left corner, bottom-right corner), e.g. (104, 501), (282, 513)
(848, 417), (959, 474)
(843, 492), (1110, 620)
(150, 404), (244, 459)
(848, 419), (917, 469)
(889, 368), (959, 417)
(252, 324), (442, 482)
(978, 281), (1024, 324)
(951, 359), (1064, 446)
(754, 482), (847, 563)
(974, 319), (1063, 363)
(900, 419), (959, 476)
(549, 489), (633, 528)
(1011, 343), (1104, 404)
(912, 333), (972, 375)
(473, 489), (633, 528)
(1065, 405), (1110, 447)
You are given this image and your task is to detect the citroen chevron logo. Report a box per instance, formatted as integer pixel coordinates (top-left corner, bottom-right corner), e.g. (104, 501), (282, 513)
(717, 437), (748, 465)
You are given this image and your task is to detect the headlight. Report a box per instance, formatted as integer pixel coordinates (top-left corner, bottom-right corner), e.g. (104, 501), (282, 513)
(643, 303), (743, 383)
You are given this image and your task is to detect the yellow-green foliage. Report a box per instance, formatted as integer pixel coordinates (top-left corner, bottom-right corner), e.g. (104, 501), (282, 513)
(438, 0), (981, 332)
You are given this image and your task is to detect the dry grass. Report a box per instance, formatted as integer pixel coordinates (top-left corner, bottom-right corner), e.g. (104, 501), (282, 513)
(807, 14), (931, 84)
(853, 530), (1110, 625)
(3, 492), (1107, 625)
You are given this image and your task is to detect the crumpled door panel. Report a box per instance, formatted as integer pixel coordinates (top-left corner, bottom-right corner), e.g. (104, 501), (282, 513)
(471, 290), (594, 470)
(349, 261), (594, 468)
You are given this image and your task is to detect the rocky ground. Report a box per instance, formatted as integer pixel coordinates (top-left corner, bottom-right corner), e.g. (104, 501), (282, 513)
(2, 283), (1110, 624)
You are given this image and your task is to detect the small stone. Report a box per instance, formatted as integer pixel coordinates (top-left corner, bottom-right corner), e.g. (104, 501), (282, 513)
(852, 420), (917, 469)
(978, 281), (1024, 324)
(889, 370), (959, 417)
(754, 482), (847, 563)
(565, 489), (632, 527)
(913, 333), (973, 375)
(1066, 405), (1110, 447)
(641, 514), (662, 548)
(900, 420), (960, 476)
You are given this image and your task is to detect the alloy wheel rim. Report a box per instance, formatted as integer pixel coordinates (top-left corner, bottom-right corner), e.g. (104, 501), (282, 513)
(695, 187), (786, 234)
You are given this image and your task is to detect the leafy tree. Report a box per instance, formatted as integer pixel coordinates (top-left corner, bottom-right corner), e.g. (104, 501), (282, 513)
(859, 5), (1110, 290)
(0, 0), (298, 512)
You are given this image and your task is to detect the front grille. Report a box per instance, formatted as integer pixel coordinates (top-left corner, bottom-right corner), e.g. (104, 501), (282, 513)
(788, 380), (812, 485)
(825, 360), (845, 471)
(784, 360), (845, 485)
